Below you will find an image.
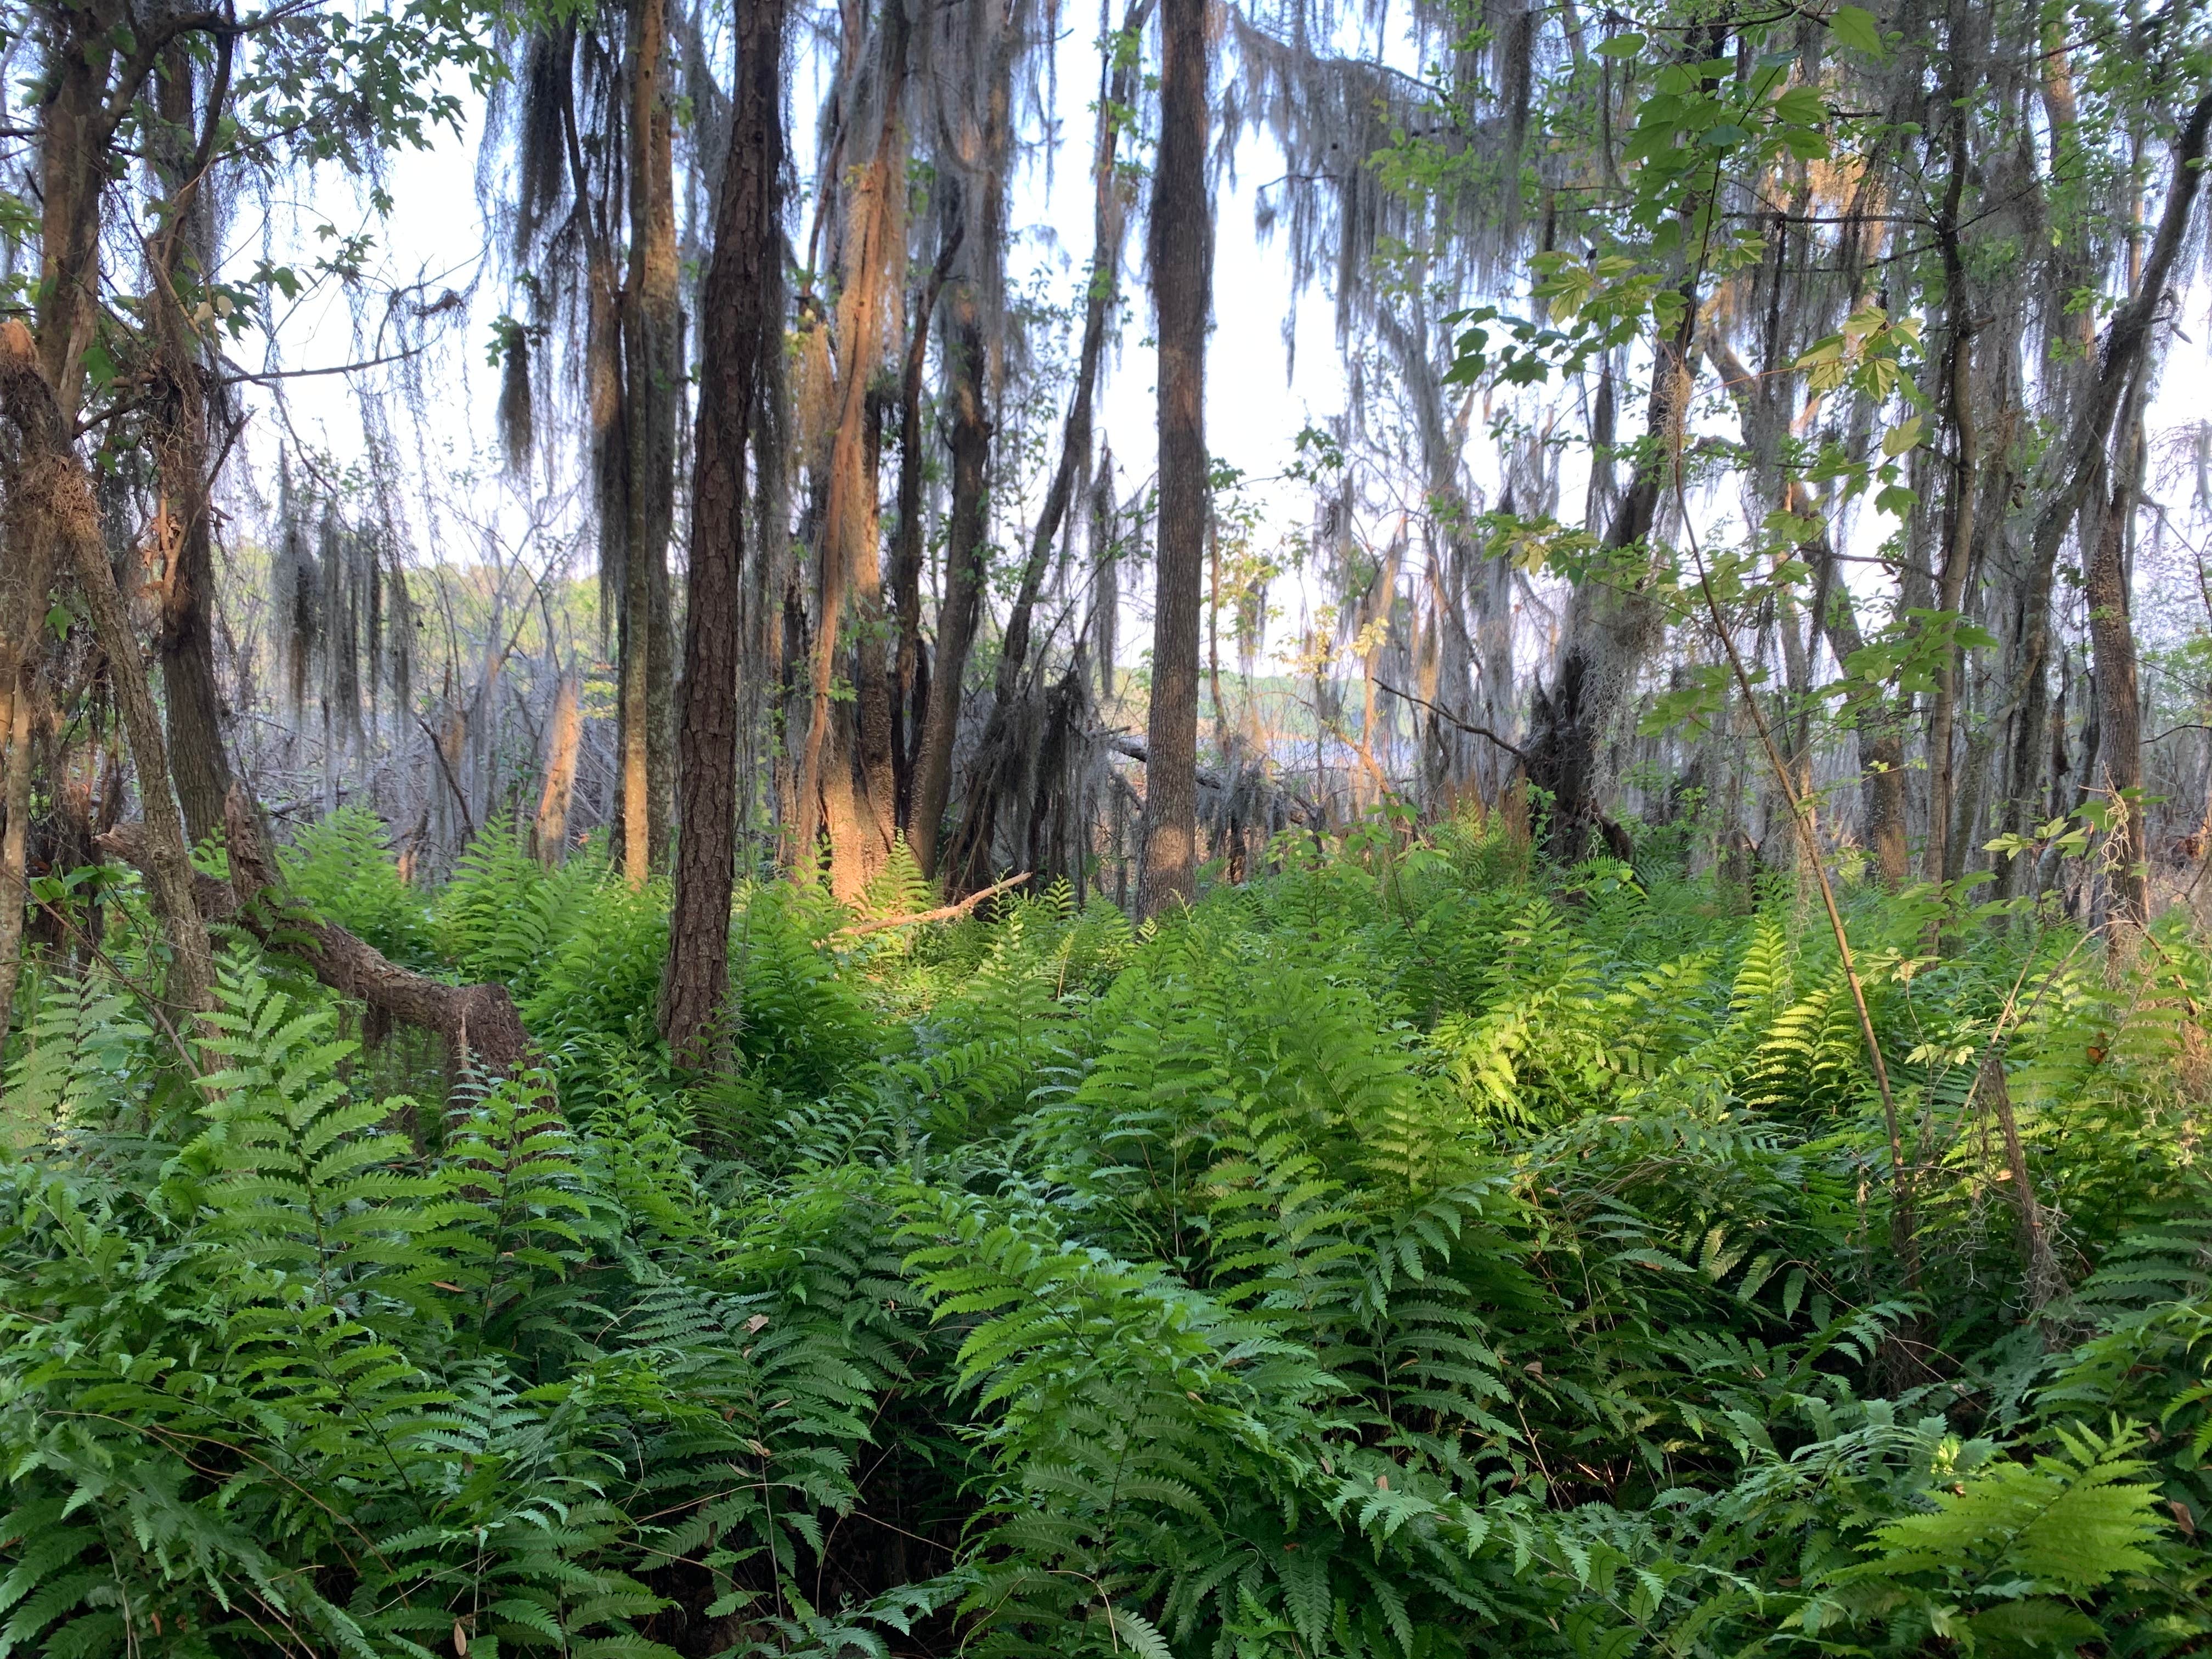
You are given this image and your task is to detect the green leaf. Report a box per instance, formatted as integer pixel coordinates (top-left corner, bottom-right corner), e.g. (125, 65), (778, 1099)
(1830, 4), (1884, 56)
(1772, 85), (1827, 126)
(1596, 32), (1645, 56)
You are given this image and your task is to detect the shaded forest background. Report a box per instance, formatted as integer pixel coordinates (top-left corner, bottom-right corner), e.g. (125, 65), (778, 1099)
(6, 0), (2212, 1652)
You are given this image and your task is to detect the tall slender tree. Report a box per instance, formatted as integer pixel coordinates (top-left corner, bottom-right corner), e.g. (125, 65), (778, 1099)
(909, 0), (1014, 881)
(663, 0), (789, 1064)
(1137, 0), (1210, 915)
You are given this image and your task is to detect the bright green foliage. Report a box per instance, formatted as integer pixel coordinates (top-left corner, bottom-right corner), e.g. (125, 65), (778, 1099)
(2, 819), (2208, 1655)
(283, 805), (437, 967)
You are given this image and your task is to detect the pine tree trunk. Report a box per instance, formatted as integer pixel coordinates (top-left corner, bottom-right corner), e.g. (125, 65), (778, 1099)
(662, 0), (786, 1065)
(1138, 0), (1210, 916)
(625, 0), (680, 876)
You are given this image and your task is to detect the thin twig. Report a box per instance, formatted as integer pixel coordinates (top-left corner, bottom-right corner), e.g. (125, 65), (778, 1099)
(1374, 678), (1532, 762)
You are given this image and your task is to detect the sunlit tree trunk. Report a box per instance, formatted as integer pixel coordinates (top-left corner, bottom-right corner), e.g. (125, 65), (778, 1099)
(1138, 0), (1210, 916)
(625, 0), (680, 877)
(800, 0), (912, 899)
(534, 672), (582, 864)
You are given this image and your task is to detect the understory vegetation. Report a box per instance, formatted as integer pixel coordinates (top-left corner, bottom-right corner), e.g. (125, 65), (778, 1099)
(3, 812), (2208, 1657)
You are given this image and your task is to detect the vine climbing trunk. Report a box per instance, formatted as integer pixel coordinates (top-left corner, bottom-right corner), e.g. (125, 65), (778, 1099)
(1138, 0), (1210, 917)
(663, 0), (786, 1065)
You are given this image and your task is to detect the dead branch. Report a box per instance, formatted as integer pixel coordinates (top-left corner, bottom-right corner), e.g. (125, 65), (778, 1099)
(833, 871), (1031, 939)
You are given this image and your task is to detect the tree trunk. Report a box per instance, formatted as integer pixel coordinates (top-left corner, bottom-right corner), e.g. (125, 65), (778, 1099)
(534, 672), (582, 864)
(1804, 499), (1910, 888)
(890, 230), (962, 825)
(625, 0), (681, 878)
(2, 0), (112, 1039)
(1923, 137), (1978, 887)
(2086, 418), (2148, 930)
(1138, 0), (1210, 916)
(1526, 299), (1694, 864)
(911, 19), (1012, 881)
(799, 1), (912, 899)
(0, 323), (214, 1020)
(0, 547), (45, 1051)
(149, 41), (236, 849)
(662, 0), (787, 1065)
(911, 285), (989, 880)
(102, 793), (534, 1074)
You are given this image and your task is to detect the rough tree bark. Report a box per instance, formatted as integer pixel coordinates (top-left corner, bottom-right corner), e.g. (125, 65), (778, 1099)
(0, 530), (47, 1051)
(1138, 0), (1210, 916)
(0, 321), (214, 1019)
(889, 227), (962, 823)
(2086, 410), (2149, 931)
(149, 37), (237, 848)
(2, 0), (114, 1040)
(534, 672), (582, 864)
(1525, 298), (1695, 865)
(662, 0), (786, 1064)
(1922, 97), (1978, 887)
(624, 0), (681, 879)
(798, 0), (912, 899)
(1805, 499), (1911, 889)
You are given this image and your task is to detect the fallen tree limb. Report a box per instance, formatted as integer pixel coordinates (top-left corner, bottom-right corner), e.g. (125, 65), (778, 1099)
(833, 871), (1031, 939)
(99, 787), (533, 1074)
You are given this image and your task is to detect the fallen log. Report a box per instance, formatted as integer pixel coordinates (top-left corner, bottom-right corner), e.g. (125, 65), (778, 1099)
(98, 786), (533, 1074)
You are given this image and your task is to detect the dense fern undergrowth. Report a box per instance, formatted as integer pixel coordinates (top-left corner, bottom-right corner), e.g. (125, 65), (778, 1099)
(4, 810), (2211, 1659)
